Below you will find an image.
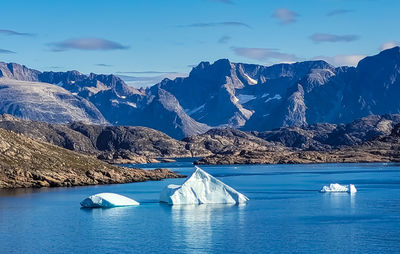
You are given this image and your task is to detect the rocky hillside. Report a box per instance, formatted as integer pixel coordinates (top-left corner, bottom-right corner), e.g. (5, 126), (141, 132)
(1, 114), (399, 164)
(196, 123), (400, 165)
(0, 128), (182, 188)
(0, 114), (191, 163)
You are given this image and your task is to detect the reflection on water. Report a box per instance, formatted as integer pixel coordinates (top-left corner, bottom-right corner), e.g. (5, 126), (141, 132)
(170, 204), (238, 252)
(80, 206), (138, 218)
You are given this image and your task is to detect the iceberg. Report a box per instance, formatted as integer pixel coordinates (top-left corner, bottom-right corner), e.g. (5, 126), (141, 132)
(80, 193), (139, 208)
(320, 183), (357, 194)
(160, 166), (249, 205)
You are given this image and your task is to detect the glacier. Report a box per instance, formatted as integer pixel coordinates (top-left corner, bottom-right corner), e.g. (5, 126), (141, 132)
(320, 183), (357, 194)
(80, 193), (140, 208)
(160, 166), (249, 205)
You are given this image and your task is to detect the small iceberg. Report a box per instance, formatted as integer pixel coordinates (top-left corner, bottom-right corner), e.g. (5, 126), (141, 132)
(160, 166), (249, 205)
(320, 183), (357, 194)
(80, 193), (139, 208)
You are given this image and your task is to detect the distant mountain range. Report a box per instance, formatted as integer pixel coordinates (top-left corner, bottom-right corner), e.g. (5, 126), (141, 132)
(1, 47), (400, 139)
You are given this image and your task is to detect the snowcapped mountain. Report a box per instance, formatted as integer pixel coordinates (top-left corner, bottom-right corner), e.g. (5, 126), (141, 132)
(0, 63), (107, 125)
(1, 47), (400, 139)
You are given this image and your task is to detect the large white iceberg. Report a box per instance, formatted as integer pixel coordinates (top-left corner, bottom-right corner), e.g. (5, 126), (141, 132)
(80, 193), (139, 208)
(160, 166), (249, 205)
(320, 183), (357, 194)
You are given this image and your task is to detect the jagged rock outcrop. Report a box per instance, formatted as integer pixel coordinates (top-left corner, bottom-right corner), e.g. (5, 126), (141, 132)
(0, 62), (40, 81)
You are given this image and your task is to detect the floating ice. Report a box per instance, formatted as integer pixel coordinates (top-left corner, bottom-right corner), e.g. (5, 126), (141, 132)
(160, 166), (249, 205)
(320, 183), (357, 194)
(80, 193), (139, 208)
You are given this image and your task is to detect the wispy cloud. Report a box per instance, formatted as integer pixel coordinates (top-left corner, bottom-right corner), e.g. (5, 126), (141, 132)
(117, 73), (187, 88)
(272, 8), (298, 25)
(218, 35), (231, 44)
(0, 49), (16, 54)
(180, 22), (250, 28)
(313, 55), (365, 66)
(310, 33), (359, 43)
(0, 29), (34, 36)
(232, 47), (300, 62)
(327, 9), (353, 16)
(209, 0), (233, 4)
(46, 66), (63, 69)
(49, 38), (129, 51)
(117, 71), (179, 74)
(380, 41), (400, 51)
(96, 63), (113, 67)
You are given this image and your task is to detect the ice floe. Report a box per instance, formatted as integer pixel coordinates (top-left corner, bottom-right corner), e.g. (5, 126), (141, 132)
(320, 183), (357, 194)
(80, 193), (139, 208)
(160, 166), (249, 205)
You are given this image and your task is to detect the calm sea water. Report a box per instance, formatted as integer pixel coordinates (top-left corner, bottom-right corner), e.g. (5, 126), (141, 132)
(1, 161), (400, 253)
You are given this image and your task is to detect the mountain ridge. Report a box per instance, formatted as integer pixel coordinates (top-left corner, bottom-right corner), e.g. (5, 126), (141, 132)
(1, 47), (400, 138)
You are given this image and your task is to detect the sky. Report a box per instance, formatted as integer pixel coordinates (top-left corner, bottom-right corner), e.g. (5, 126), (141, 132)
(1, 0), (399, 87)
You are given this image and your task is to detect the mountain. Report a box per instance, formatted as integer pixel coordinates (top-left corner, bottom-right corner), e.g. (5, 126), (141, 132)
(2, 47), (400, 138)
(0, 127), (182, 188)
(0, 63), (107, 125)
(0, 114), (191, 163)
(196, 120), (400, 165)
(1, 114), (399, 164)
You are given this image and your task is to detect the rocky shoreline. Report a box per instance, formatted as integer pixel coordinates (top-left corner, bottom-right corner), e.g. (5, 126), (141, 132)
(0, 128), (184, 189)
(195, 126), (400, 165)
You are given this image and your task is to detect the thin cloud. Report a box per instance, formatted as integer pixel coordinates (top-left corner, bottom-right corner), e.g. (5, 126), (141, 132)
(49, 38), (129, 51)
(313, 55), (366, 66)
(380, 41), (400, 51)
(96, 63), (113, 67)
(46, 66), (63, 69)
(181, 22), (250, 29)
(118, 73), (188, 88)
(0, 49), (16, 54)
(327, 9), (353, 16)
(218, 35), (231, 44)
(272, 8), (298, 25)
(117, 71), (179, 74)
(232, 47), (300, 62)
(0, 29), (34, 36)
(209, 0), (233, 4)
(310, 33), (359, 43)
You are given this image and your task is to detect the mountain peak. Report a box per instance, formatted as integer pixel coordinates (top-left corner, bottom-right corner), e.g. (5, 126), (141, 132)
(0, 62), (41, 81)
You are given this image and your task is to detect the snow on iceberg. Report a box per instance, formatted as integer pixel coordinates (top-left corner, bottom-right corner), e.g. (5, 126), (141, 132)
(160, 166), (249, 205)
(80, 193), (139, 208)
(320, 183), (357, 194)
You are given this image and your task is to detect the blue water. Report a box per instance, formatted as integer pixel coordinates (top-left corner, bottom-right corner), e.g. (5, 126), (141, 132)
(1, 162), (400, 254)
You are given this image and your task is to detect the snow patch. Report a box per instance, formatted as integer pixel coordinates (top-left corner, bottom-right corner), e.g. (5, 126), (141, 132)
(80, 193), (140, 208)
(243, 73), (258, 85)
(320, 183), (357, 194)
(265, 94), (282, 103)
(236, 94), (256, 104)
(125, 102), (137, 108)
(160, 166), (249, 205)
(186, 104), (205, 115)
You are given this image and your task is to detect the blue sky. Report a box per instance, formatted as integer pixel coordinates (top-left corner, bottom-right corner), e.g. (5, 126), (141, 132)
(1, 0), (399, 86)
